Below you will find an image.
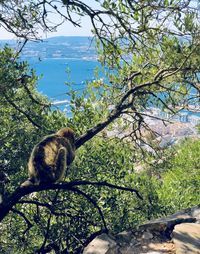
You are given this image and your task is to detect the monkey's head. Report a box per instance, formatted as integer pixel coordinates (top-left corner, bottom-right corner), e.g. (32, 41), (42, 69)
(56, 128), (75, 144)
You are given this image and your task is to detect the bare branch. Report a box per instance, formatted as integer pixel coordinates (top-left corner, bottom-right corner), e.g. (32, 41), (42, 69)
(3, 93), (43, 129)
(38, 213), (52, 253)
(11, 208), (33, 235)
(71, 187), (108, 232)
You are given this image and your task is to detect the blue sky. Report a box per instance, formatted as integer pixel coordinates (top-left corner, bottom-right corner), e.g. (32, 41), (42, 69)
(0, 15), (93, 39)
(0, 1), (199, 39)
(0, 1), (98, 39)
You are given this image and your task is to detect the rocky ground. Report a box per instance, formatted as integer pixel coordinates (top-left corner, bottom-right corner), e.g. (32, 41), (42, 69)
(83, 205), (200, 254)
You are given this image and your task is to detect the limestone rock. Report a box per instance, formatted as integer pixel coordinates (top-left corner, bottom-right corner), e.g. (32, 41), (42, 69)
(115, 230), (133, 244)
(106, 244), (141, 254)
(139, 206), (199, 237)
(141, 231), (153, 240)
(83, 233), (117, 254)
(83, 205), (200, 254)
(172, 223), (200, 254)
(189, 205), (200, 222)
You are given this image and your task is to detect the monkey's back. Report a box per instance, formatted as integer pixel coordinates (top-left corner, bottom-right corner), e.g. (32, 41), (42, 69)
(28, 134), (72, 180)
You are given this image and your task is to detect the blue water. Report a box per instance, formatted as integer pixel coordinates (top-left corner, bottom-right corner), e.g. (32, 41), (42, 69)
(29, 58), (101, 101)
(28, 57), (200, 119)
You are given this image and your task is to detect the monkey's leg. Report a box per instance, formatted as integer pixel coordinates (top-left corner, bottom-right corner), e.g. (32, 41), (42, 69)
(55, 147), (67, 182)
(37, 164), (56, 184)
(20, 178), (36, 187)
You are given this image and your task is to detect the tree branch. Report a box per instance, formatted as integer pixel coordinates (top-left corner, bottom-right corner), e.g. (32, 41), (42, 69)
(3, 93), (43, 129)
(0, 180), (142, 222)
(71, 187), (108, 232)
(11, 208), (33, 235)
(75, 80), (159, 148)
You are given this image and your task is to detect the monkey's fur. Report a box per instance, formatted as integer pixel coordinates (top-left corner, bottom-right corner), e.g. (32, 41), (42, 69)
(21, 128), (75, 187)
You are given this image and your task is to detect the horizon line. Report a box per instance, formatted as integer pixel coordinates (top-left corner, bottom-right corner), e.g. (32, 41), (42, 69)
(0, 35), (94, 41)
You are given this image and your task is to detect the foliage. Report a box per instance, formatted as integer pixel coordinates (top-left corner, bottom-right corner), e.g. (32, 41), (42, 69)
(131, 139), (200, 220)
(0, 0), (200, 253)
(0, 47), (142, 253)
(157, 139), (200, 213)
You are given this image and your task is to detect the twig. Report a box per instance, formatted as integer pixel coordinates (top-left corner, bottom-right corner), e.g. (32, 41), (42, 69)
(71, 187), (108, 232)
(11, 208), (33, 235)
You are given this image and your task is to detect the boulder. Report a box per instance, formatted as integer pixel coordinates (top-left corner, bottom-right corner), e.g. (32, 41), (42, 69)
(172, 223), (200, 254)
(115, 230), (133, 244)
(83, 233), (117, 254)
(83, 205), (200, 254)
(138, 206), (200, 237)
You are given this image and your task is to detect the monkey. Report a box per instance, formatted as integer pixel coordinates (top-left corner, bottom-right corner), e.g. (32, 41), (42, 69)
(21, 127), (75, 187)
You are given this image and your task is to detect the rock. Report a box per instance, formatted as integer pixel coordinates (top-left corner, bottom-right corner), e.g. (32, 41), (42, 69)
(139, 207), (198, 238)
(189, 205), (200, 222)
(83, 233), (117, 254)
(105, 245), (121, 254)
(140, 252), (165, 254)
(83, 206), (200, 254)
(115, 230), (133, 244)
(141, 231), (153, 240)
(117, 245), (135, 254)
(172, 223), (200, 254)
(106, 244), (137, 254)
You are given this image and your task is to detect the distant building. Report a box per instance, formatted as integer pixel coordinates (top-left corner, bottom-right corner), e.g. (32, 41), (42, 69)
(189, 115), (200, 125)
(148, 108), (200, 125)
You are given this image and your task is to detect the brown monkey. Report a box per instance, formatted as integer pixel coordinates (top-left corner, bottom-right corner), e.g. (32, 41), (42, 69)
(21, 128), (75, 187)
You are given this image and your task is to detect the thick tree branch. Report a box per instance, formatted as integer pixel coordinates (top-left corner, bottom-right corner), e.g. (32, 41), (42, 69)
(75, 80), (159, 148)
(0, 180), (142, 222)
(75, 106), (123, 148)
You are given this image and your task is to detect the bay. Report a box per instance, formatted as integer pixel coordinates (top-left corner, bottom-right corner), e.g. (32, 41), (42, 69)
(29, 58), (100, 102)
(0, 36), (99, 104)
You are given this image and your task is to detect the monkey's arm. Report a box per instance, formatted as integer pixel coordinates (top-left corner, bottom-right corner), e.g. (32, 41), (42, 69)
(66, 143), (75, 166)
(55, 147), (67, 182)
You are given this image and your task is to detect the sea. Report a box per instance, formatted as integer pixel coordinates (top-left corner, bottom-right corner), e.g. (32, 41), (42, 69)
(29, 58), (100, 102)
(31, 58), (200, 123)
(0, 36), (101, 106)
(0, 36), (199, 120)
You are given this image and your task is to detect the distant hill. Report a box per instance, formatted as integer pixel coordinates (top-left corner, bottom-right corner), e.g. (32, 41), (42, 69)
(46, 36), (93, 43)
(0, 36), (96, 60)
